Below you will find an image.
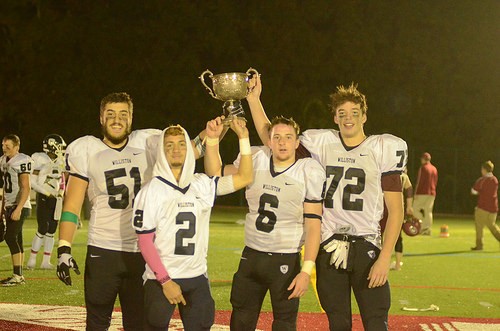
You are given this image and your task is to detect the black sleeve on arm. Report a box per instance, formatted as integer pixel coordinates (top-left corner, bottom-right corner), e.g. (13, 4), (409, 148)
(381, 172), (403, 192)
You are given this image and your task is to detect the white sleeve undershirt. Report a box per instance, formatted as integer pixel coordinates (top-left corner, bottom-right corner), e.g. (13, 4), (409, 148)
(216, 175), (236, 196)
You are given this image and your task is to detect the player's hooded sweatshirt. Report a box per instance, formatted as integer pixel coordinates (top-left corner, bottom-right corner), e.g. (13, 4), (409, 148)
(133, 126), (218, 281)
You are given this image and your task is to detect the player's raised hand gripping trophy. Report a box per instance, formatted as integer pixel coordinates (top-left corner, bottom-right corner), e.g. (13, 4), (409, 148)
(199, 68), (259, 125)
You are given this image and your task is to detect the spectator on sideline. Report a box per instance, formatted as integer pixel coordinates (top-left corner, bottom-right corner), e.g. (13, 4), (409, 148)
(470, 160), (499, 250)
(413, 152), (438, 235)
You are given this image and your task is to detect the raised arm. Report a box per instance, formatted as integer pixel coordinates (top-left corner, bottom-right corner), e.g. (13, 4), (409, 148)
(215, 118), (254, 195)
(228, 118), (253, 190)
(191, 128), (206, 160)
(247, 74), (271, 145)
(192, 119), (229, 160)
(203, 116), (224, 177)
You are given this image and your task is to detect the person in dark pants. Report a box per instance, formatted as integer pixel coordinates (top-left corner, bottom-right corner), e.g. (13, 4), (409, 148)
(246, 76), (407, 331)
(27, 134), (67, 270)
(216, 116), (324, 331)
(133, 119), (252, 330)
(0, 134), (33, 286)
(56, 92), (168, 330)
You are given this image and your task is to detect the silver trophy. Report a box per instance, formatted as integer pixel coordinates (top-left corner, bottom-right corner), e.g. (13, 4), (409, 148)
(199, 68), (259, 125)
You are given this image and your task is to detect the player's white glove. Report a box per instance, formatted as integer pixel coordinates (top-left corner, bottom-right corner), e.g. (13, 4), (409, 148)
(331, 241), (349, 269)
(324, 239), (349, 269)
(324, 239), (339, 253)
(57, 246), (80, 286)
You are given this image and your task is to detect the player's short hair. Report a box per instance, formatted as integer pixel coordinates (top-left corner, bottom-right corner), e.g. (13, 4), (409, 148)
(482, 160), (494, 173)
(164, 125), (185, 138)
(100, 92), (133, 115)
(2, 134), (20, 146)
(329, 83), (367, 115)
(268, 116), (300, 137)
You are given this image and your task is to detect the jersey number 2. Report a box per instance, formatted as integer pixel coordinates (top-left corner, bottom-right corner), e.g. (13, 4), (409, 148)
(133, 210), (196, 256)
(175, 212), (196, 255)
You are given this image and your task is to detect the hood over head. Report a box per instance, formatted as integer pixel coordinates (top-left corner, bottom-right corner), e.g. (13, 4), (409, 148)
(152, 125), (195, 189)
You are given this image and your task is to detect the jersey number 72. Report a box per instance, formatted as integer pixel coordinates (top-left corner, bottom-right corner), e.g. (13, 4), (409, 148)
(323, 166), (365, 211)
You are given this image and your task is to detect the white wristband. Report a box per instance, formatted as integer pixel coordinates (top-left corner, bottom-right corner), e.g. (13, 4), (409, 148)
(239, 138), (251, 155)
(58, 239), (72, 248)
(301, 260), (315, 275)
(205, 137), (219, 146)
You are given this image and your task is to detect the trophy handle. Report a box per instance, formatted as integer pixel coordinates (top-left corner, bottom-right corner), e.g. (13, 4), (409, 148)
(246, 67), (260, 78)
(199, 69), (217, 99)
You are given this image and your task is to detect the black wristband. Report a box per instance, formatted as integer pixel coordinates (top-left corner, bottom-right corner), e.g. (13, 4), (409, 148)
(57, 245), (71, 256)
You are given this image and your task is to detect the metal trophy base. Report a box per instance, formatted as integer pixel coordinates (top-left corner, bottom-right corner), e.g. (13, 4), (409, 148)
(222, 100), (246, 126)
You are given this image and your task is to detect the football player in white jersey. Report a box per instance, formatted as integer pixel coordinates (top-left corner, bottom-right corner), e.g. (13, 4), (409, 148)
(0, 134), (33, 286)
(206, 116), (325, 330)
(56, 92), (207, 330)
(246, 76), (407, 331)
(133, 118), (253, 330)
(26, 134), (67, 270)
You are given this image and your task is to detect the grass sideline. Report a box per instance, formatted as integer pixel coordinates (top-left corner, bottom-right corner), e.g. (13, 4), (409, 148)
(0, 206), (498, 320)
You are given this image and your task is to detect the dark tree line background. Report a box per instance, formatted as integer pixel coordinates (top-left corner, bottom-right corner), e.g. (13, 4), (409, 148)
(1, 0), (499, 214)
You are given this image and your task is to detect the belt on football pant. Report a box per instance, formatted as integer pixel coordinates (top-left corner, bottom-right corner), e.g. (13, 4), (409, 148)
(320, 233), (368, 250)
(244, 246), (299, 256)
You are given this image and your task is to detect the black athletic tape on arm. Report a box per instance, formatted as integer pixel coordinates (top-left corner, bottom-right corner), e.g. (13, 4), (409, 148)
(303, 213), (322, 220)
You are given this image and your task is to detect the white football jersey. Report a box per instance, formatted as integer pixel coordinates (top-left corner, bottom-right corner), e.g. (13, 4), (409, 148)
(31, 152), (65, 196)
(0, 153), (34, 208)
(133, 174), (218, 279)
(234, 146), (325, 253)
(300, 129), (408, 247)
(66, 129), (161, 252)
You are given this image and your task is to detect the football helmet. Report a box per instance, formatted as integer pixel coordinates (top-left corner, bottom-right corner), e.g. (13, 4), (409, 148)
(402, 215), (422, 237)
(43, 134), (67, 155)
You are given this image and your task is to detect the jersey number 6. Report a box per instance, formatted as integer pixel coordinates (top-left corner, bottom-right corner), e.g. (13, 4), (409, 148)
(256, 193), (279, 233)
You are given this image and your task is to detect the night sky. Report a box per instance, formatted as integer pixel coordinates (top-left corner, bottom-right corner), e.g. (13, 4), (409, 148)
(1, 0), (499, 213)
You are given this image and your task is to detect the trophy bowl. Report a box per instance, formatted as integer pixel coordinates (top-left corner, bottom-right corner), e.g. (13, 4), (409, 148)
(200, 68), (259, 124)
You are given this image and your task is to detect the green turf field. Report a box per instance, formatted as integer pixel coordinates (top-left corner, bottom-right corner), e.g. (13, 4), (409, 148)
(0, 206), (499, 320)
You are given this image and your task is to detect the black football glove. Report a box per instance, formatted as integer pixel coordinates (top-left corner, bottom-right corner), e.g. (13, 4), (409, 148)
(57, 246), (80, 285)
